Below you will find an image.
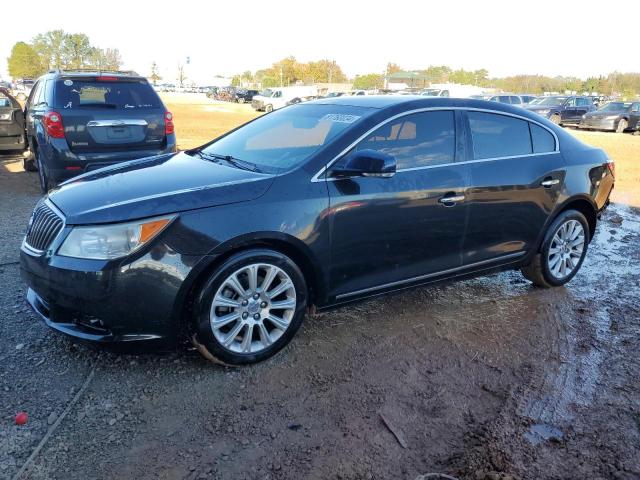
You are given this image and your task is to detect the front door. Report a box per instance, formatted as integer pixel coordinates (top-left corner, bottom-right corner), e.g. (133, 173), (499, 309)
(326, 110), (470, 301)
(462, 111), (563, 266)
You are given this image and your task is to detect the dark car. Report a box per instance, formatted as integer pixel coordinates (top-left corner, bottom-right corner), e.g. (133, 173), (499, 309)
(579, 101), (640, 133)
(234, 89), (259, 104)
(23, 69), (177, 193)
(20, 96), (614, 365)
(486, 94), (536, 107)
(524, 95), (596, 125)
(0, 88), (26, 152)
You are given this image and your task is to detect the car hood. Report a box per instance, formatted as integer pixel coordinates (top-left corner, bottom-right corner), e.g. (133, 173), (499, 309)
(49, 152), (275, 225)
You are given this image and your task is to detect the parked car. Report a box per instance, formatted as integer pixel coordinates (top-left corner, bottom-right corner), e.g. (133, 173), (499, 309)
(23, 69), (177, 192)
(234, 89), (259, 103)
(578, 101), (640, 133)
(251, 86), (317, 112)
(524, 95), (596, 125)
(486, 94), (526, 106)
(12, 79), (35, 101)
(20, 96), (614, 365)
(0, 87), (26, 152)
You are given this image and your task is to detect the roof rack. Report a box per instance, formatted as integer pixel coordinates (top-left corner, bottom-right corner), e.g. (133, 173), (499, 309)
(47, 68), (140, 76)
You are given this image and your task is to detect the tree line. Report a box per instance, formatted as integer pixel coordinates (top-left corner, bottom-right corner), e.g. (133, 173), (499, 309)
(7, 30), (122, 78)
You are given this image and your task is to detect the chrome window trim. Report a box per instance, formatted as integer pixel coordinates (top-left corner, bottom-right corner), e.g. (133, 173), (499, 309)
(335, 251), (526, 300)
(87, 119), (148, 127)
(311, 106), (560, 183)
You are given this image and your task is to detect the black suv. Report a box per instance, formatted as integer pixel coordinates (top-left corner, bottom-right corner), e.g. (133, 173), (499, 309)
(23, 69), (177, 192)
(234, 89), (259, 104)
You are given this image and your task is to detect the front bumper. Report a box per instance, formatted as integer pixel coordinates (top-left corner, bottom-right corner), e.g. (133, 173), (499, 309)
(20, 233), (205, 347)
(578, 118), (617, 131)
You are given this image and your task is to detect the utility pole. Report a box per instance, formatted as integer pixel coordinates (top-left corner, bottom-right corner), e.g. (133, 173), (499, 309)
(280, 66), (283, 87)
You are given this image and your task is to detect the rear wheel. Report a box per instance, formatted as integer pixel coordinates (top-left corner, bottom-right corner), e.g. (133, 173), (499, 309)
(550, 114), (561, 125)
(616, 118), (628, 133)
(22, 149), (37, 172)
(521, 210), (589, 288)
(191, 249), (308, 365)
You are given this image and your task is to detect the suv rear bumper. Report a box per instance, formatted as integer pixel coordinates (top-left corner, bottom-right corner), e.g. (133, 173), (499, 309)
(42, 135), (177, 184)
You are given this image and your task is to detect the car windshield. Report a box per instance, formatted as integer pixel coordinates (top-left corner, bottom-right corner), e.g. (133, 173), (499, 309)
(53, 79), (162, 109)
(421, 89), (442, 96)
(531, 96), (567, 106)
(598, 102), (630, 112)
(200, 104), (372, 174)
(260, 89), (275, 98)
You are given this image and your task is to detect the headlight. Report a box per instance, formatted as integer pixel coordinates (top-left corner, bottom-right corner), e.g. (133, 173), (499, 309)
(536, 109), (550, 115)
(58, 215), (174, 260)
(0, 112), (12, 121)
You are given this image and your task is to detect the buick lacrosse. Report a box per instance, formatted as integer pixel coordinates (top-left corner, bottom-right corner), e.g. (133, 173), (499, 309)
(21, 96), (614, 364)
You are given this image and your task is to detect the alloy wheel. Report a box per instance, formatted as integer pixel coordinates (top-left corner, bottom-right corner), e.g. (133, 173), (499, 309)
(547, 219), (585, 280)
(210, 263), (296, 354)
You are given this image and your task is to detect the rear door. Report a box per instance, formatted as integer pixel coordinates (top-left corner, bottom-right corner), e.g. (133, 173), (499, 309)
(0, 88), (25, 141)
(575, 97), (593, 118)
(462, 110), (563, 266)
(327, 110), (470, 300)
(52, 76), (166, 153)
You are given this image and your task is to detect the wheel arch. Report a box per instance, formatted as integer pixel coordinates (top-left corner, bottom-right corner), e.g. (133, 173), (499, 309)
(552, 195), (598, 242)
(177, 232), (325, 331)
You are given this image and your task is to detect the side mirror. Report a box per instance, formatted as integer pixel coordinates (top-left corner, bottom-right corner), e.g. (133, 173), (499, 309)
(332, 149), (396, 178)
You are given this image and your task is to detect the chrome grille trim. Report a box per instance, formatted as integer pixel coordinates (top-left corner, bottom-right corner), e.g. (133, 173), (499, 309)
(25, 201), (65, 252)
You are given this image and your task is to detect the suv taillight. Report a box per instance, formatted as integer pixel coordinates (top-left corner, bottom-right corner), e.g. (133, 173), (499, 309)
(164, 111), (174, 135)
(44, 111), (65, 138)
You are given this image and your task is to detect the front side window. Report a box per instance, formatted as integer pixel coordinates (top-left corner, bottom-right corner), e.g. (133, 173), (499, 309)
(468, 111), (532, 159)
(510, 96), (522, 105)
(576, 98), (591, 107)
(349, 110), (456, 170)
(565, 98), (577, 107)
(202, 104), (372, 173)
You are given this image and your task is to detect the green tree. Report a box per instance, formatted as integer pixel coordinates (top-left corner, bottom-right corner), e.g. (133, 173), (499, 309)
(7, 42), (44, 78)
(386, 62), (402, 75)
(150, 61), (162, 85)
(32, 30), (66, 70)
(61, 33), (93, 69)
(353, 73), (383, 90)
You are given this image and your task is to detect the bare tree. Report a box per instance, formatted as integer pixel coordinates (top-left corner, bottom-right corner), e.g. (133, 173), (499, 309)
(177, 65), (187, 88)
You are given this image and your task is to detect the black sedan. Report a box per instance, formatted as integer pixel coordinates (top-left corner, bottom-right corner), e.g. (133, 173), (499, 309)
(20, 96), (614, 365)
(0, 87), (25, 152)
(579, 101), (640, 133)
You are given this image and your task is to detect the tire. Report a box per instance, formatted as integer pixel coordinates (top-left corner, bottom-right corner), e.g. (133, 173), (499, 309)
(36, 148), (52, 194)
(191, 249), (308, 365)
(22, 149), (37, 172)
(265, 104), (273, 113)
(616, 118), (628, 134)
(237, 97), (245, 104)
(550, 114), (561, 125)
(521, 209), (590, 288)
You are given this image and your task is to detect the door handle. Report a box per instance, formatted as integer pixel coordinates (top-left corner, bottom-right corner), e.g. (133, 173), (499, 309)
(541, 178), (560, 187)
(438, 194), (465, 206)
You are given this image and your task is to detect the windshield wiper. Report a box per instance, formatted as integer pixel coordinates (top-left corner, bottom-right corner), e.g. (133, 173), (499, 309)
(196, 151), (262, 173)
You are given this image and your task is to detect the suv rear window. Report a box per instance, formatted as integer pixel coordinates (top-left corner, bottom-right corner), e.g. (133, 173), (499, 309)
(53, 79), (162, 110)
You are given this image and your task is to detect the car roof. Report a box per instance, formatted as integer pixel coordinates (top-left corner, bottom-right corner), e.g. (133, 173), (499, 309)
(42, 70), (144, 81)
(307, 95), (552, 118)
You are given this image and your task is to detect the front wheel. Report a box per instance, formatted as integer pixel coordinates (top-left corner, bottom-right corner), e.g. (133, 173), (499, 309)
(265, 104), (273, 113)
(550, 114), (561, 125)
(616, 118), (628, 133)
(521, 210), (589, 288)
(191, 249), (308, 365)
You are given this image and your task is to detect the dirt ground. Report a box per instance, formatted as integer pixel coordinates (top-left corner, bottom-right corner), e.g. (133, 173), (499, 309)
(1, 96), (639, 480)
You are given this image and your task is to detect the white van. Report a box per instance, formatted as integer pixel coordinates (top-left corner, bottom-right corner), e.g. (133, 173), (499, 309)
(251, 86), (318, 112)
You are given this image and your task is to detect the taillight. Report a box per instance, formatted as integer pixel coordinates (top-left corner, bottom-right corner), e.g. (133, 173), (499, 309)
(606, 161), (615, 178)
(164, 111), (174, 135)
(96, 76), (118, 82)
(44, 111), (65, 138)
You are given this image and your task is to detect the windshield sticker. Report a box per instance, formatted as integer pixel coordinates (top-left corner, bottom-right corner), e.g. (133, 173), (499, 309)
(321, 113), (361, 124)
(63, 79), (73, 86)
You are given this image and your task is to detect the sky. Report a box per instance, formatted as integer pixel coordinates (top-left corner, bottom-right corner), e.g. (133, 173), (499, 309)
(2, 0), (639, 84)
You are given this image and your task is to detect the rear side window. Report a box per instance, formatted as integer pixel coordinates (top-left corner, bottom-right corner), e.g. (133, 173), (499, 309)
(530, 123), (556, 153)
(509, 96), (522, 105)
(468, 112), (531, 159)
(353, 110), (456, 169)
(54, 79), (162, 109)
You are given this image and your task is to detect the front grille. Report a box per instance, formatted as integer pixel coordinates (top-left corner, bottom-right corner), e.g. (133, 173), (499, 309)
(25, 202), (64, 251)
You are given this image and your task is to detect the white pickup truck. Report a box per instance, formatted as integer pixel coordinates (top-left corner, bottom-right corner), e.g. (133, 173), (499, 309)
(251, 86), (318, 112)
